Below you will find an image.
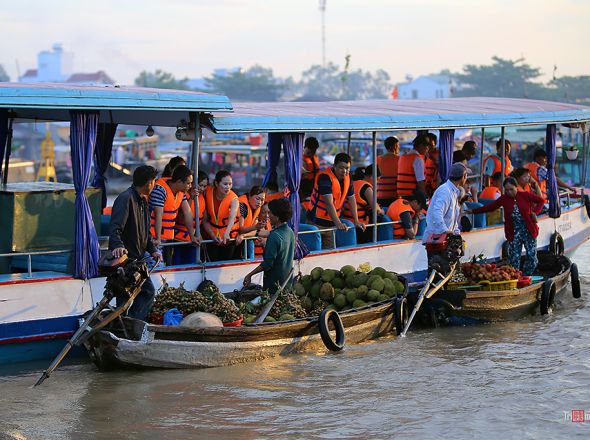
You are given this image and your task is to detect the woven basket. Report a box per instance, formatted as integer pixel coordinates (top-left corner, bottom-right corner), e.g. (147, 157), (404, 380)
(478, 279), (518, 291)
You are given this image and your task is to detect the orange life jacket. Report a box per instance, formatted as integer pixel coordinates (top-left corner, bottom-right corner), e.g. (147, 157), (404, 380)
(302, 154), (320, 183)
(174, 193), (206, 241)
(205, 186), (239, 239)
(397, 152), (423, 196)
(150, 177), (184, 240)
(238, 194), (261, 229)
(265, 192), (284, 202)
(486, 154), (512, 176)
(343, 180), (371, 224)
(254, 219), (272, 256)
(517, 183), (531, 193)
(302, 198), (313, 212)
(425, 156), (438, 195)
(479, 186), (501, 200)
(386, 198), (415, 238)
(376, 154), (399, 200)
(525, 162), (547, 198)
(310, 168), (351, 222)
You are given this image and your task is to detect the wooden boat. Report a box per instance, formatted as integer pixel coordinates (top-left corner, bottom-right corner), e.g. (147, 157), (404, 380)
(84, 299), (401, 370)
(411, 252), (578, 326)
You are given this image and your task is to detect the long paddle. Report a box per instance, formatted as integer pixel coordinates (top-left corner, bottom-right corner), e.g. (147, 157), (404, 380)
(253, 268), (294, 324)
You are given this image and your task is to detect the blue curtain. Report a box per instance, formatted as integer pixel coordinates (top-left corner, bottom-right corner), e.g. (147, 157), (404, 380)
(262, 133), (282, 188)
(0, 110), (8, 180)
(546, 124), (561, 218)
(282, 133), (309, 259)
(91, 122), (118, 210)
(438, 129), (455, 182)
(70, 111), (100, 279)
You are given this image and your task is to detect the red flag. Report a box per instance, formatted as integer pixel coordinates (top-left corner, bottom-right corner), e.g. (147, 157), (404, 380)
(391, 86), (398, 100)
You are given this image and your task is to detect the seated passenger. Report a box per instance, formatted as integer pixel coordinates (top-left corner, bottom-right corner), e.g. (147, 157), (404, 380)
(424, 132), (439, 197)
(302, 137), (321, 184)
(299, 178), (314, 220)
(161, 156), (186, 178)
(254, 203), (272, 256)
(480, 172), (502, 200)
(343, 165), (384, 244)
(308, 153), (365, 249)
(237, 185), (266, 242)
(386, 191), (428, 240)
(511, 167), (543, 198)
(202, 170), (241, 261)
(376, 136), (400, 207)
(526, 148), (577, 199)
(452, 140), (477, 165)
(264, 181), (285, 202)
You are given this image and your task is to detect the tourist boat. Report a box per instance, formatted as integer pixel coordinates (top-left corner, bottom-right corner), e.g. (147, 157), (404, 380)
(1, 84), (590, 365)
(412, 251), (579, 327)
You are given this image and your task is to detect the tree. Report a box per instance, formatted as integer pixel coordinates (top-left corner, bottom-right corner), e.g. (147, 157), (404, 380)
(547, 75), (590, 103)
(454, 57), (545, 98)
(205, 65), (287, 101)
(134, 69), (189, 90)
(0, 65), (9, 82)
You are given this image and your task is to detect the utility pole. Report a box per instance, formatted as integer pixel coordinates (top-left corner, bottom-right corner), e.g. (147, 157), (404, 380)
(319, 0), (326, 66)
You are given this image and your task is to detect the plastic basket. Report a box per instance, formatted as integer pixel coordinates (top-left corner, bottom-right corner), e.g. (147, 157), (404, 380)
(517, 276), (532, 288)
(478, 279), (519, 291)
(223, 315), (244, 327)
(447, 281), (467, 290)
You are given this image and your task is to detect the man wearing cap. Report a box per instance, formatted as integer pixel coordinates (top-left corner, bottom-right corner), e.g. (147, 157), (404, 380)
(423, 163), (468, 239)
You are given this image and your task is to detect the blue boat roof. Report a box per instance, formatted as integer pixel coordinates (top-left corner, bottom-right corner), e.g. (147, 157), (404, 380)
(0, 83), (232, 127)
(208, 97), (590, 133)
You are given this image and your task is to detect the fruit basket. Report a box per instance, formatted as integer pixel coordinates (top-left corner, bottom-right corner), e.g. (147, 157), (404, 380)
(223, 315), (244, 327)
(517, 276), (532, 288)
(478, 279), (519, 291)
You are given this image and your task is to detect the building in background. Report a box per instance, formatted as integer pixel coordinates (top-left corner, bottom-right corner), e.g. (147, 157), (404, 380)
(19, 43), (114, 85)
(396, 74), (454, 99)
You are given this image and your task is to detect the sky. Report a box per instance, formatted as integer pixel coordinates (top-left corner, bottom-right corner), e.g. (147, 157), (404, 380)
(1, 0), (589, 85)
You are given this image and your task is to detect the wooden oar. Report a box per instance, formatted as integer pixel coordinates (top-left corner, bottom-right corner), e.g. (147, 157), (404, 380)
(253, 268), (294, 324)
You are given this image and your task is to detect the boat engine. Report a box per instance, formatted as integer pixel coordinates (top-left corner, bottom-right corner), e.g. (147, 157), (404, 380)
(103, 260), (150, 302)
(424, 233), (465, 276)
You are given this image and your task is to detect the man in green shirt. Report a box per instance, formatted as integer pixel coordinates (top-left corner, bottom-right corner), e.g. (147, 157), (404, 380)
(243, 198), (295, 293)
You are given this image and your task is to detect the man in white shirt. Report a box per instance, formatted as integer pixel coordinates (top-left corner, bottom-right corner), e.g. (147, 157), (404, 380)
(424, 163), (468, 240)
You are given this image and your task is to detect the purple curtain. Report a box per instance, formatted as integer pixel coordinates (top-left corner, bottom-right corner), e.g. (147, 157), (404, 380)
(70, 111), (100, 279)
(438, 129), (455, 182)
(91, 122), (118, 210)
(262, 133), (282, 188)
(0, 110), (7, 180)
(282, 133), (309, 259)
(546, 124), (561, 218)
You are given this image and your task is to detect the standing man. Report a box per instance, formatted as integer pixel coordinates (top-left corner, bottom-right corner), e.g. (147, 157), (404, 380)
(397, 134), (429, 197)
(302, 136), (321, 184)
(483, 139), (513, 187)
(423, 163), (468, 238)
(309, 153), (365, 249)
(109, 165), (162, 320)
(376, 136), (400, 206)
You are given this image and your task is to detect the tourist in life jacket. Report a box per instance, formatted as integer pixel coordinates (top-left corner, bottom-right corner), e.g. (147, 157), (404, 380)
(397, 134), (429, 197)
(376, 136), (400, 206)
(511, 167), (543, 198)
(254, 202), (272, 256)
(480, 172), (502, 200)
(243, 198), (295, 294)
(423, 163), (468, 239)
(161, 156), (186, 178)
(525, 148), (577, 200)
(309, 153), (365, 249)
(149, 165), (198, 253)
(237, 185), (267, 242)
(299, 178), (314, 221)
(483, 139), (513, 187)
(263, 181), (285, 203)
(386, 190), (428, 240)
(172, 171), (209, 265)
(453, 140), (478, 165)
(302, 136), (321, 184)
(202, 170), (241, 261)
(468, 177), (545, 275)
(343, 165), (384, 243)
(109, 165), (161, 320)
(424, 132), (439, 196)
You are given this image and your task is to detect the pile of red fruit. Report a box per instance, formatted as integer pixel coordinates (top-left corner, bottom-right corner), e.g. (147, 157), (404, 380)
(461, 262), (522, 283)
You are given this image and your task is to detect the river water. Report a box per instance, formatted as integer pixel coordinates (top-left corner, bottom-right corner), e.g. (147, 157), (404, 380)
(2, 247), (590, 439)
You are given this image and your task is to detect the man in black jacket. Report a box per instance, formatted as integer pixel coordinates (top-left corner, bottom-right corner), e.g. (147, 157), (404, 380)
(109, 165), (161, 320)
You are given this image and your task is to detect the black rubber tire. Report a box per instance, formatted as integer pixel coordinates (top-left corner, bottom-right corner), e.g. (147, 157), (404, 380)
(501, 241), (510, 261)
(549, 232), (565, 257)
(584, 194), (590, 218)
(540, 279), (556, 315)
(394, 297), (408, 336)
(318, 308), (345, 351)
(570, 263), (581, 299)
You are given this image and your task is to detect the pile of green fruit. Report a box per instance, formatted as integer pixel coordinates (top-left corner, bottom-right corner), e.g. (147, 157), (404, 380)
(242, 289), (307, 324)
(293, 264), (405, 313)
(150, 280), (241, 323)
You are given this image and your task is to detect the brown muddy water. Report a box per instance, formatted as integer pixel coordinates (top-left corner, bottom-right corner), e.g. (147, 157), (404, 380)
(1, 246), (590, 439)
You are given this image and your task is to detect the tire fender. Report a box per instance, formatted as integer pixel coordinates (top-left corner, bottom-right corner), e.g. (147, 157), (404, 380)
(549, 232), (565, 257)
(394, 297), (408, 336)
(540, 279), (556, 315)
(570, 263), (581, 299)
(318, 308), (345, 351)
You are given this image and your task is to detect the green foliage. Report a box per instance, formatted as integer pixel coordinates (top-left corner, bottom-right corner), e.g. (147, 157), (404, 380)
(205, 65), (287, 101)
(134, 69), (189, 90)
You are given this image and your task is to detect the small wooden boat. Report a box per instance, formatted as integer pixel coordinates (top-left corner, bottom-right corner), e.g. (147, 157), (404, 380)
(411, 252), (580, 326)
